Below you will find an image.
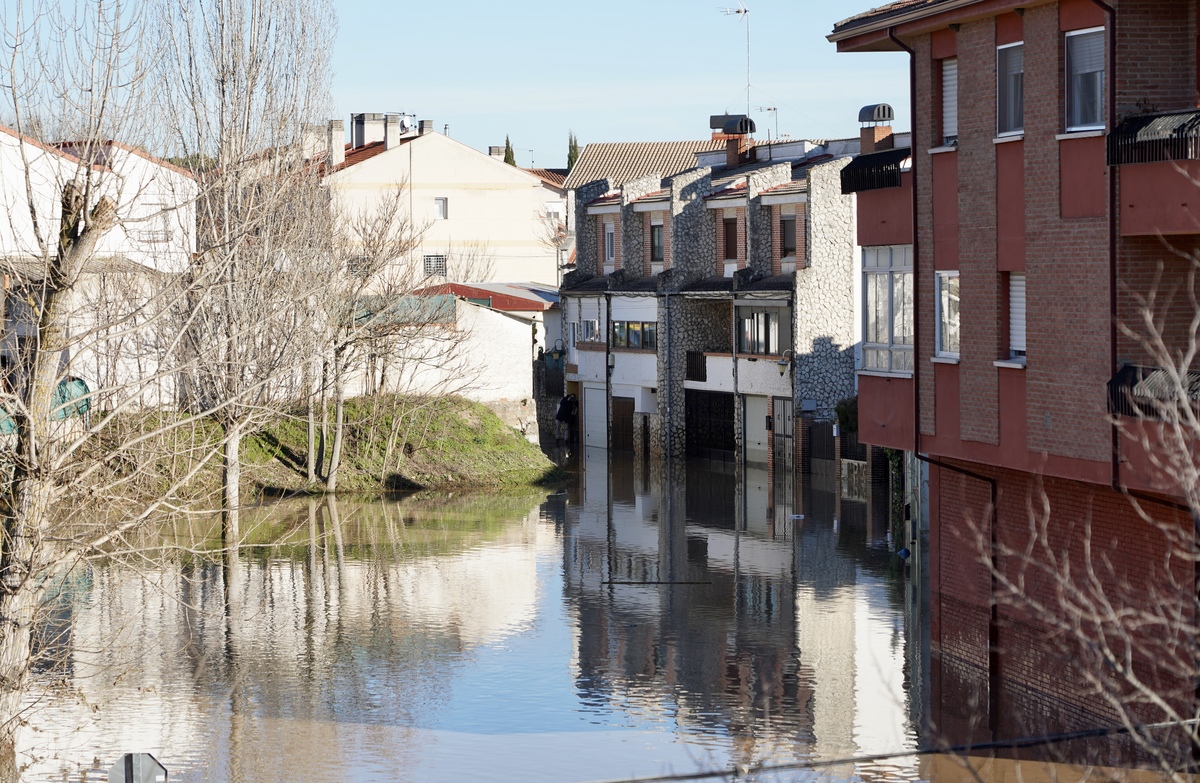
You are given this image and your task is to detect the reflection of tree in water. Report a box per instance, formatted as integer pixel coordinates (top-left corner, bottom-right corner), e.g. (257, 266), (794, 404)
(23, 492), (549, 781)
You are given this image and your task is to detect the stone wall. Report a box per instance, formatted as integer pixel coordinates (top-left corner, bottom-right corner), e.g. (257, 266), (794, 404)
(795, 157), (857, 417)
(620, 173), (661, 277)
(747, 163), (792, 276)
(573, 179), (611, 277)
(668, 167), (714, 282)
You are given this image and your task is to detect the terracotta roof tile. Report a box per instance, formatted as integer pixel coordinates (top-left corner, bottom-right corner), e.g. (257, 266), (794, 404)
(832, 0), (956, 35)
(563, 139), (726, 191)
(523, 167), (568, 187)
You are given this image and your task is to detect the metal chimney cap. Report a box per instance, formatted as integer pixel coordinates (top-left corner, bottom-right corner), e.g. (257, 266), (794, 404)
(710, 114), (756, 135)
(858, 104), (895, 125)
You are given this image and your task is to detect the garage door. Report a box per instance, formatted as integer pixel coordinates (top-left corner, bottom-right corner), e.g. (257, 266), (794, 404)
(583, 386), (608, 449)
(744, 395), (769, 468)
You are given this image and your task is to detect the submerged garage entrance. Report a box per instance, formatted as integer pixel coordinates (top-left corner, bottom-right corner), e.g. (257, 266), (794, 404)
(685, 389), (735, 460)
(612, 397), (634, 452)
(583, 385), (607, 449)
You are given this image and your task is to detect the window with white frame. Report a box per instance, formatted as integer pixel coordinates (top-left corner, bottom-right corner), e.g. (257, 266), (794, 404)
(582, 319), (600, 343)
(935, 271), (960, 358)
(997, 43), (1024, 135)
(1066, 28), (1104, 130)
(423, 254), (447, 277)
(603, 221), (615, 269)
(434, 197), (448, 220)
(941, 58), (959, 145)
(1008, 272), (1026, 361)
(863, 245), (914, 373)
(737, 306), (790, 356)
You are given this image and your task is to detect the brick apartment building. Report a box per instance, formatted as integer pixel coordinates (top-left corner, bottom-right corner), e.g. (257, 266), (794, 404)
(832, 0), (1199, 758)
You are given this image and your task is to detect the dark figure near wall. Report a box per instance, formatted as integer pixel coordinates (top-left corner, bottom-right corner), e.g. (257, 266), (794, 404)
(555, 393), (578, 445)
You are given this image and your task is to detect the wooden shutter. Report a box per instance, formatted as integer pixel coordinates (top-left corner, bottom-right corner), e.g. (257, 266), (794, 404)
(1009, 273), (1027, 354)
(942, 58), (958, 142)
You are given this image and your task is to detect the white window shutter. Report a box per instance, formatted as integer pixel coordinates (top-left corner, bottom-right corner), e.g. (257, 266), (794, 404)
(942, 59), (959, 141)
(1009, 273), (1027, 354)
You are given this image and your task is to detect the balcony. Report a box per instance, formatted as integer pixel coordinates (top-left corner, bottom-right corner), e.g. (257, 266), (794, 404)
(1109, 109), (1200, 236)
(856, 373), (913, 451)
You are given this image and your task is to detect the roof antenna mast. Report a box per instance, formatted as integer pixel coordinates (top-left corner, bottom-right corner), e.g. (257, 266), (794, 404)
(720, 2), (751, 120)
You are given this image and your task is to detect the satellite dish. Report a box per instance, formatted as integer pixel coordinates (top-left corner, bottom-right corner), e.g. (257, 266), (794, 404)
(398, 115), (413, 133)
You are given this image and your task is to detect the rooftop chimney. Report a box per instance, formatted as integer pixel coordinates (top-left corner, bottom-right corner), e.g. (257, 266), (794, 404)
(327, 119), (345, 169)
(709, 114), (757, 168)
(858, 103), (895, 154)
(351, 113), (387, 148)
(419, 119), (434, 135)
(489, 146), (505, 159)
(385, 114), (402, 150)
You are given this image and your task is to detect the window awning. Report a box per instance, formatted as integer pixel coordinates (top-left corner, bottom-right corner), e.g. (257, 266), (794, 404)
(1107, 109), (1200, 166)
(840, 147), (911, 194)
(1107, 364), (1200, 419)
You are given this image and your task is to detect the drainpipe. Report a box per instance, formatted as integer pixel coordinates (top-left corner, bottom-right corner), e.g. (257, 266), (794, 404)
(605, 291), (612, 453)
(890, 23), (1002, 742)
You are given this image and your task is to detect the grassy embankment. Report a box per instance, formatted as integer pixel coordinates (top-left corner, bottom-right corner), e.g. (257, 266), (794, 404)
(102, 394), (564, 503)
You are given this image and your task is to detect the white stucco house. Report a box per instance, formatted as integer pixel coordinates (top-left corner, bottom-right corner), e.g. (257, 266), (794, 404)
(0, 128), (198, 410)
(317, 114), (566, 287)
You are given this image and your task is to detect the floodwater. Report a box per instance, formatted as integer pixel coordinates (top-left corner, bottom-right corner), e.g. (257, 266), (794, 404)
(18, 451), (923, 782)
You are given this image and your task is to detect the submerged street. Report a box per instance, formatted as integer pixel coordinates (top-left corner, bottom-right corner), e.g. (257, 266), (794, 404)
(21, 453), (923, 782)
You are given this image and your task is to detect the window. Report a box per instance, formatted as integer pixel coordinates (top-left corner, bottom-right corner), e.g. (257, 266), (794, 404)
(723, 217), (738, 260)
(139, 204), (173, 243)
(604, 222), (615, 265)
(997, 43), (1024, 135)
(582, 319), (600, 342)
(1066, 28), (1104, 130)
(781, 215), (797, 257)
(423, 254), (447, 277)
(941, 58), (959, 145)
(935, 271), (960, 358)
(434, 197), (448, 219)
(610, 321), (657, 350)
(863, 245), (914, 373)
(650, 223), (664, 262)
(737, 307), (790, 356)
(1009, 272), (1026, 360)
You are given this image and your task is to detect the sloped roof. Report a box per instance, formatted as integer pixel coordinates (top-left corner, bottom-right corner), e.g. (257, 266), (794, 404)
(413, 282), (558, 311)
(524, 167), (568, 188)
(832, 0), (958, 37)
(564, 140), (727, 191)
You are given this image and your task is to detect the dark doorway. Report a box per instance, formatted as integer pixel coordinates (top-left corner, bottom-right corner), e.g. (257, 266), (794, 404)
(685, 390), (735, 460)
(612, 397), (635, 452)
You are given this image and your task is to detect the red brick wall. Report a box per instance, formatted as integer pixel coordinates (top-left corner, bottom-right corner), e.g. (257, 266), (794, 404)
(956, 16), (1001, 446)
(1113, 0), (1197, 118)
(857, 175), (913, 247)
(1117, 233), (1200, 365)
(771, 205), (782, 276)
(643, 212), (652, 277)
(915, 34), (939, 437)
(931, 459), (1196, 739)
(663, 212), (672, 269)
(1025, 3), (1111, 462)
(795, 203), (808, 270)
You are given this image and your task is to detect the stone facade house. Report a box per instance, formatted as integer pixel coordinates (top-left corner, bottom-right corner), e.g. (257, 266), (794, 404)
(560, 116), (897, 493)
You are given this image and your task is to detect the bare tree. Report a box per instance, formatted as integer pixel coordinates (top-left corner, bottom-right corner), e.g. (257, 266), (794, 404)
(157, 0), (336, 540)
(0, 0), (336, 774)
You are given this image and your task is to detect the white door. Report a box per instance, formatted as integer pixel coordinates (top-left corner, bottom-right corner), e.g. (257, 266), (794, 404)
(744, 395), (769, 467)
(583, 385), (608, 449)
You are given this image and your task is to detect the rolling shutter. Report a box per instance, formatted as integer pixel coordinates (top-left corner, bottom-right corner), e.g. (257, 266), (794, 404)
(942, 58), (959, 142)
(1009, 273), (1026, 355)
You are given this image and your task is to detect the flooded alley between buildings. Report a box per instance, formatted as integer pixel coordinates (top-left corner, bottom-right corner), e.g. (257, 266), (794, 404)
(19, 453), (924, 782)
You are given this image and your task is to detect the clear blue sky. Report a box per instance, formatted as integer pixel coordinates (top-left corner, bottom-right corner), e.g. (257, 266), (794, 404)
(331, 0), (910, 169)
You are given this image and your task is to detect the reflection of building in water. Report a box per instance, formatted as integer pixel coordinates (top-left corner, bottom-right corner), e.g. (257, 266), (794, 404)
(20, 495), (551, 782)
(566, 453), (919, 775)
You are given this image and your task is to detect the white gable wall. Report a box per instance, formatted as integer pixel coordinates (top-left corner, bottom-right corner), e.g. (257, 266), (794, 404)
(327, 132), (562, 286)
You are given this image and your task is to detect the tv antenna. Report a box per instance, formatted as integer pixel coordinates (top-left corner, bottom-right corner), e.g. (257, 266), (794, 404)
(755, 105), (778, 138)
(720, 2), (751, 119)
